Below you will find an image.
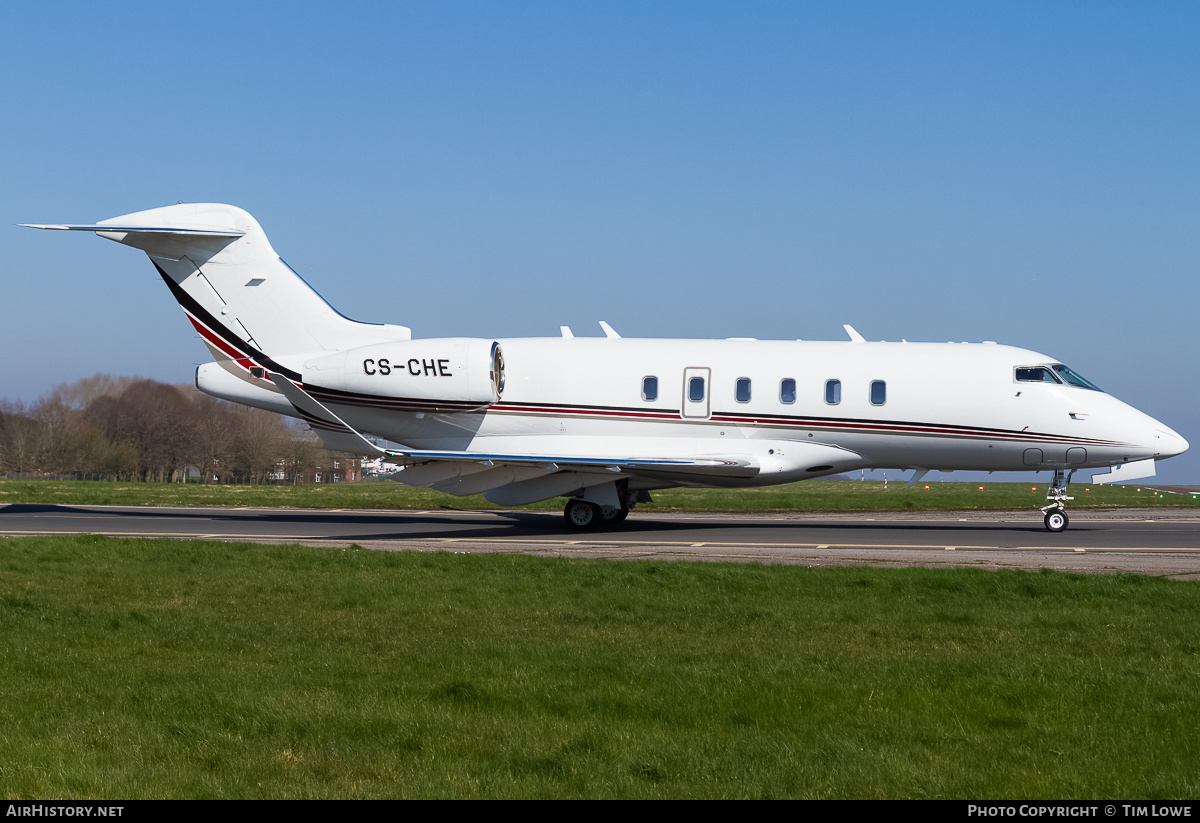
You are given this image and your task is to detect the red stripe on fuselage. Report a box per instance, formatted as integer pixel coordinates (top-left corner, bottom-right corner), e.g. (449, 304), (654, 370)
(187, 314), (247, 362)
(489, 404), (679, 421)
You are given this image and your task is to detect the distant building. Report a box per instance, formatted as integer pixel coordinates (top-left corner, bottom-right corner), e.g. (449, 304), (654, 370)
(272, 453), (361, 484)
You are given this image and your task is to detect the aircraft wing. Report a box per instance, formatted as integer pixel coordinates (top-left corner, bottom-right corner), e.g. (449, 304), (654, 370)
(383, 438), (863, 505)
(387, 447), (771, 506)
(387, 448), (758, 477)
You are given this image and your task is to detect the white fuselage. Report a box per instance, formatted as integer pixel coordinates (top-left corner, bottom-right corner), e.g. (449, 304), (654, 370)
(282, 336), (1182, 488)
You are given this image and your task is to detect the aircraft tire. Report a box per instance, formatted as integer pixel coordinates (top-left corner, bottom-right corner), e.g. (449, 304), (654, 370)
(600, 505), (630, 525)
(1044, 510), (1069, 533)
(564, 499), (601, 531)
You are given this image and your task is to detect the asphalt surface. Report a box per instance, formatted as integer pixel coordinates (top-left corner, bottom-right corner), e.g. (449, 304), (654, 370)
(3, 503), (1200, 578)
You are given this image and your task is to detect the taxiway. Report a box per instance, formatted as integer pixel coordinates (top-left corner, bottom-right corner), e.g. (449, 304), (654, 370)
(3, 503), (1200, 577)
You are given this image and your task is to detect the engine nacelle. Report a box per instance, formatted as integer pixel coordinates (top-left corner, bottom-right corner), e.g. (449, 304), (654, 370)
(302, 338), (504, 410)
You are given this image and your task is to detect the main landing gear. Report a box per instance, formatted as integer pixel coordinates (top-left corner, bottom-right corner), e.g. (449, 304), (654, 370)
(562, 487), (645, 531)
(563, 499), (630, 531)
(1040, 469), (1075, 533)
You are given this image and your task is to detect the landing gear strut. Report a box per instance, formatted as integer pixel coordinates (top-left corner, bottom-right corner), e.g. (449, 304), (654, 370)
(1040, 469), (1074, 532)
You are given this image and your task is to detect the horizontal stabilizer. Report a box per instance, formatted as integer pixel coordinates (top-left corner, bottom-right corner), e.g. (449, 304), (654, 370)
(23, 214), (247, 263)
(21, 223), (245, 238)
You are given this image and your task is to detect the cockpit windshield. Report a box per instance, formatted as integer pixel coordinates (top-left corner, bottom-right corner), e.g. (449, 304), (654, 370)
(1015, 364), (1103, 392)
(1015, 366), (1059, 384)
(1051, 364), (1102, 391)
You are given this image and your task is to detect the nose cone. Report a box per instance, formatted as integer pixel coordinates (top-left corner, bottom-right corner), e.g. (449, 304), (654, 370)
(1154, 425), (1189, 460)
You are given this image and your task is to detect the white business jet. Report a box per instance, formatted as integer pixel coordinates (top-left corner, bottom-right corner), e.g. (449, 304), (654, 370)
(25, 204), (1188, 532)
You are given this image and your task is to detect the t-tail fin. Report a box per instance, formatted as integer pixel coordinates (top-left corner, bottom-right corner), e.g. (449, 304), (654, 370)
(24, 204), (409, 374)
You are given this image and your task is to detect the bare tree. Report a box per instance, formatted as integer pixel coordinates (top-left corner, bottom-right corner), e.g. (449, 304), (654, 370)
(4, 375), (353, 485)
(49, 374), (138, 411)
(184, 393), (236, 483)
(230, 405), (289, 484)
(280, 421), (323, 484)
(31, 398), (85, 475)
(76, 423), (138, 480)
(0, 402), (39, 476)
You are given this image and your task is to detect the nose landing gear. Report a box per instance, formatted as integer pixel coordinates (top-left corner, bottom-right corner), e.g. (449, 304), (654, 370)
(1040, 469), (1075, 532)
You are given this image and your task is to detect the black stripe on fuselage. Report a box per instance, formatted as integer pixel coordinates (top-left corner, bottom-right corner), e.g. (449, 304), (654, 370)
(706, 409), (1122, 445)
(306, 384), (486, 411)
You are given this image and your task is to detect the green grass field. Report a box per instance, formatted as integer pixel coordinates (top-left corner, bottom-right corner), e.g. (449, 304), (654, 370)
(2, 477), (1196, 513)
(2, 535), (1198, 799)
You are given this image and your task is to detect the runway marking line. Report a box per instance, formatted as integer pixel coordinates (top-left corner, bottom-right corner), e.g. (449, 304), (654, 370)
(3, 524), (1198, 555)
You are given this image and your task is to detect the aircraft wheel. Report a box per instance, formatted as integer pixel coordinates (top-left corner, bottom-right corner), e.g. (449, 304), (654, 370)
(564, 499), (600, 531)
(1044, 510), (1069, 533)
(600, 505), (630, 526)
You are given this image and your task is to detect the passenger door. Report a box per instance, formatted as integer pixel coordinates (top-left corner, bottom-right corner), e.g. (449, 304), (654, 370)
(682, 367), (711, 419)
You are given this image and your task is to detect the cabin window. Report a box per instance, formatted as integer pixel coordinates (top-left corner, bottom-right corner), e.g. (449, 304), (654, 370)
(825, 379), (841, 405)
(871, 380), (886, 405)
(642, 376), (658, 401)
(736, 378), (751, 403)
(689, 376), (706, 402)
(780, 378), (796, 404)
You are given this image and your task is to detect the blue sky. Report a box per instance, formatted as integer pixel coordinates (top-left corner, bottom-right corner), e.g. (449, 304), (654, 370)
(4, 1), (1198, 482)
